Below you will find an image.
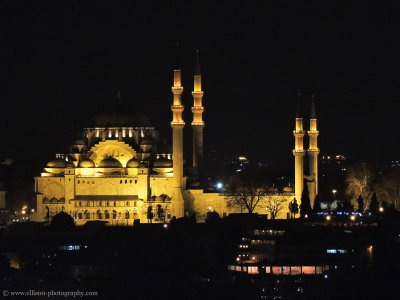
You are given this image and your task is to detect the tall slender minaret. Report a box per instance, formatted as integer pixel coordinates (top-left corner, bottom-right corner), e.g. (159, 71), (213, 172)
(191, 50), (205, 170)
(293, 94), (306, 201)
(307, 95), (319, 207)
(171, 46), (185, 218)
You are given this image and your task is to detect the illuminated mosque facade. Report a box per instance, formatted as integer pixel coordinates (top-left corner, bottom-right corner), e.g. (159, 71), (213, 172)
(34, 53), (319, 225)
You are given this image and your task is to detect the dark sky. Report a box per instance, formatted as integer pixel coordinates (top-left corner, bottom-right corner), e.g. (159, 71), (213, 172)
(0, 1), (399, 174)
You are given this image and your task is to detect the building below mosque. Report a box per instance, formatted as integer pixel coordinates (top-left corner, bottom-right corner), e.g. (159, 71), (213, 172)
(34, 53), (319, 225)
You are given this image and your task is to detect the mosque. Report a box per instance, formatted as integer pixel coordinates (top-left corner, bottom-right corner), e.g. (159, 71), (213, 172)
(34, 53), (319, 225)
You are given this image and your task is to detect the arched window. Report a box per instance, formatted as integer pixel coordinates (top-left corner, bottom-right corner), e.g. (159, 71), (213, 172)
(85, 210), (90, 219)
(118, 212), (122, 219)
(125, 211), (129, 219)
(78, 212), (82, 219)
(112, 210), (117, 219)
(105, 210), (110, 219)
(97, 210), (102, 219)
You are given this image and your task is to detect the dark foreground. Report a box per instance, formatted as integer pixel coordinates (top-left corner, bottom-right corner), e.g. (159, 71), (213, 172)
(0, 215), (399, 299)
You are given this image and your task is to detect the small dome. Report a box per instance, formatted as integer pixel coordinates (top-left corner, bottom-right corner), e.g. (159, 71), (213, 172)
(79, 158), (95, 168)
(140, 136), (153, 145)
(46, 158), (66, 168)
(99, 157), (123, 168)
(153, 158), (172, 168)
(126, 158), (140, 168)
(66, 162), (75, 168)
(268, 186), (279, 193)
(283, 185), (294, 193)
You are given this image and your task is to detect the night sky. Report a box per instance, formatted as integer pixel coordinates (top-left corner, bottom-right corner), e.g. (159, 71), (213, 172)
(0, 1), (399, 175)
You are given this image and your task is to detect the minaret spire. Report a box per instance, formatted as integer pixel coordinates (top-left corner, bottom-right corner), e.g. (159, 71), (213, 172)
(293, 92), (306, 204)
(192, 49), (205, 169)
(308, 94), (319, 208)
(171, 43), (185, 218)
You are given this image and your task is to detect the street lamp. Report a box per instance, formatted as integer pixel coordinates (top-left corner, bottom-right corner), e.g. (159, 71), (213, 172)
(332, 189), (337, 199)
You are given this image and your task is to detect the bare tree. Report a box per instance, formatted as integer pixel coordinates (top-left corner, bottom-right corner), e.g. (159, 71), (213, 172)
(345, 163), (374, 211)
(376, 169), (400, 210)
(260, 194), (289, 219)
(224, 172), (266, 213)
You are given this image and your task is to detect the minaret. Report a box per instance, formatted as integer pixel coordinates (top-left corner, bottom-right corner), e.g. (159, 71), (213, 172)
(293, 94), (306, 202)
(171, 46), (185, 218)
(307, 95), (319, 208)
(191, 50), (205, 170)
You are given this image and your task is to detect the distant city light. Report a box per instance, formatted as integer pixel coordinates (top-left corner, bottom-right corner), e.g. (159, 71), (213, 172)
(216, 182), (223, 190)
(350, 215), (356, 221)
(326, 215), (331, 221)
(379, 207), (384, 212)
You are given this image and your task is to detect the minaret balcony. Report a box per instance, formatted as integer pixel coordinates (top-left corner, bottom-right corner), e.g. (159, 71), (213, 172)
(191, 107), (204, 113)
(171, 121), (185, 126)
(191, 121), (205, 126)
(293, 149), (306, 155)
(171, 86), (183, 93)
(171, 105), (184, 112)
(307, 149), (320, 153)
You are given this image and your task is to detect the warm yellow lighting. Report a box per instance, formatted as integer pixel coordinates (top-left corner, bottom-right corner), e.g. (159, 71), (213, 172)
(350, 215), (356, 221)
(326, 215), (331, 221)
(379, 207), (384, 212)
(332, 189), (337, 195)
(21, 210), (26, 215)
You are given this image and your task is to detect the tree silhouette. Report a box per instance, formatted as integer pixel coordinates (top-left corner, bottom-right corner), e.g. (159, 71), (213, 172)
(289, 198), (299, 218)
(224, 172), (267, 213)
(313, 195), (321, 213)
(357, 195), (364, 213)
(369, 193), (379, 215)
(300, 181), (311, 217)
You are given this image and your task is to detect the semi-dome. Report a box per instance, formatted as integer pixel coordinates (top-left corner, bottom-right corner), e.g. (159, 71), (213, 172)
(79, 158), (95, 168)
(66, 162), (75, 168)
(140, 136), (153, 145)
(99, 157), (123, 168)
(90, 103), (151, 127)
(46, 158), (66, 168)
(153, 158), (172, 168)
(126, 158), (140, 168)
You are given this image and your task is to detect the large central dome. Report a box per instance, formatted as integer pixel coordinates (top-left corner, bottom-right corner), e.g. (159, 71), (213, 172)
(90, 103), (151, 127)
